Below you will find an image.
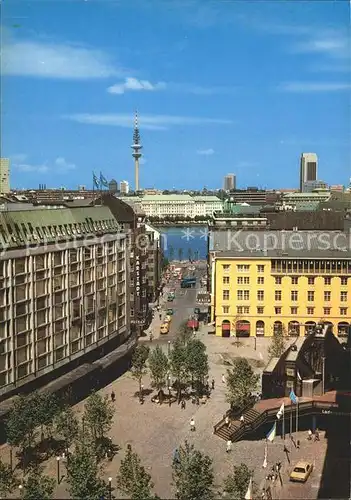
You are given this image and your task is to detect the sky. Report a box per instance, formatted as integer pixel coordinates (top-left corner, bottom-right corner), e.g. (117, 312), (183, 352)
(2, 0), (350, 191)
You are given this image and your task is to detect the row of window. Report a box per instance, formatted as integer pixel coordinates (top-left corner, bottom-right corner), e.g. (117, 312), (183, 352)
(223, 264), (264, 273)
(222, 290), (348, 302)
(222, 305), (349, 316)
(222, 275), (349, 285)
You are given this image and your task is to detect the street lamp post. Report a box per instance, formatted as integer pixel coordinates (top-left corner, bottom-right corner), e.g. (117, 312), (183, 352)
(108, 477), (112, 500)
(140, 384), (144, 403)
(322, 356), (326, 395)
(56, 456), (61, 484)
(9, 445), (13, 471)
(254, 336), (257, 351)
(168, 340), (171, 354)
(19, 484), (23, 498)
(168, 386), (172, 407)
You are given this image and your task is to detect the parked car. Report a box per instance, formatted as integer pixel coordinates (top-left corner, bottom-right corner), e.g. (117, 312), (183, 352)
(290, 461), (313, 483)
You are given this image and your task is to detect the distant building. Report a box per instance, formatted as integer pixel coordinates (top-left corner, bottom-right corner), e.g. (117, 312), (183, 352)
(282, 191), (331, 209)
(120, 181), (130, 194)
(227, 188), (280, 206)
(0, 158), (10, 194)
(223, 174), (236, 191)
(330, 185), (344, 193)
(300, 153), (318, 192)
(109, 179), (118, 193)
(302, 180), (328, 193)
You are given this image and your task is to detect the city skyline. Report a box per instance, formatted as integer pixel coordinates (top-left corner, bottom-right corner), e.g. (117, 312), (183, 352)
(3, 0), (350, 190)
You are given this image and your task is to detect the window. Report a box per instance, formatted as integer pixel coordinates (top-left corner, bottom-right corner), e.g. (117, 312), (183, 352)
(244, 290), (250, 300)
(223, 276), (230, 284)
(307, 291), (315, 302)
(340, 308), (347, 316)
(222, 264), (230, 271)
(257, 265), (265, 273)
(323, 307), (331, 315)
(308, 277), (315, 285)
(324, 277), (331, 285)
(341, 277), (348, 285)
(223, 290), (230, 300)
(307, 307), (314, 315)
(291, 307), (298, 314)
(275, 291), (282, 301)
(275, 277), (282, 285)
(291, 291), (298, 301)
(237, 264), (250, 272)
(340, 292), (348, 302)
(237, 290), (249, 300)
(257, 306), (264, 314)
(291, 277), (299, 285)
(257, 277), (264, 285)
(275, 307), (281, 314)
(257, 290), (264, 301)
(324, 291), (331, 302)
(237, 276), (250, 285)
(237, 306), (250, 314)
(222, 306), (229, 314)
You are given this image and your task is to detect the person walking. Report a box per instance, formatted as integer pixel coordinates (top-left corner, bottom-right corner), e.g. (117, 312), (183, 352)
(222, 374), (226, 384)
(307, 429), (313, 440)
(111, 391), (116, 402)
(211, 379), (215, 390)
(159, 313), (162, 320)
(181, 399), (186, 410)
(240, 415), (245, 425)
(226, 440), (232, 453)
(314, 429), (320, 441)
(149, 332), (153, 342)
(190, 418), (195, 432)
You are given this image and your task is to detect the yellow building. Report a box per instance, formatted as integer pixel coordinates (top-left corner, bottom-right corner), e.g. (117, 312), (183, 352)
(212, 248), (351, 338)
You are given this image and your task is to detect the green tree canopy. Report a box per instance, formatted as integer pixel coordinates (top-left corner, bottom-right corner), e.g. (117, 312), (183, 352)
(83, 391), (115, 441)
(223, 463), (253, 499)
(225, 358), (259, 410)
(116, 445), (159, 500)
(148, 346), (169, 395)
(35, 392), (60, 439)
(186, 339), (209, 393)
(172, 441), (215, 500)
(54, 406), (79, 451)
(178, 321), (192, 345)
(131, 344), (150, 395)
(22, 466), (55, 500)
(0, 458), (18, 497)
(169, 338), (189, 401)
(66, 441), (108, 500)
(268, 327), (287, 359)
(6, 395), (38, 451)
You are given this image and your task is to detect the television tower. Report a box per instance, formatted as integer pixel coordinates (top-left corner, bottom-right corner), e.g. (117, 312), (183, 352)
(131, 111), (143, 192)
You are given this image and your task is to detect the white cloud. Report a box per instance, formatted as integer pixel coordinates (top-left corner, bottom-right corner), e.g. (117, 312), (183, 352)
(291, 34), (349, 60)
(169, 83), (236, 95)
(107, 77), (166, 94)
(197, 148), (215, 155)
(10, 153), (28, 163)
(279, 82), (351, 93)
(2, 38), (120, 79)
(65, 113), (233, 131)
(13, 157), (76, 174)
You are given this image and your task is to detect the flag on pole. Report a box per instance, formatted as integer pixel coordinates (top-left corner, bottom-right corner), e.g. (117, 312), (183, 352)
(289, 389), (298, 404)
(262, 442), (268, 468)
(276, 402), (284, 419)
(93, 172), (100, 189)
(100, 172), (109, 188)
(266, 422), (276, 442)
(244, 477), (253, 500)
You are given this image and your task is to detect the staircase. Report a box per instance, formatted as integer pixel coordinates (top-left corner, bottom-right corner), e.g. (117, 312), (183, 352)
(214, 407), (262, 442)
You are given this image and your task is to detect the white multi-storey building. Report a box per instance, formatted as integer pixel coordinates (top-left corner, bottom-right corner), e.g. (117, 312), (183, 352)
(0, 205), (130, 397)
(119, 194), (223, 219)
(0, 159), (10, 194)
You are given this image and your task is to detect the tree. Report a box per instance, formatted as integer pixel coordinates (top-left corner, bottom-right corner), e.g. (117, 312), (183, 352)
(223, 464), (253, 500)
(169, 339), (189, 402)
(148, 346), (169, 402)
(131, 344), (150, 398)
(6, 395), (38, 454)
(226, 358), (259, 410)
(66, 441), (108, 500)
(54, 407), (79, 452)
(178, 321), (192, 345)
(178, 248), (183, 261)
(268, 327), (287, 359)
(83, 391), (115, 442)
(35, 392), (60, 441)
(22, 466), (55, 500)
(172, 441), (215, 500)
(186, 339), (209, 394)
(0, 458), (18, 497)
(116, 445), (159, 500)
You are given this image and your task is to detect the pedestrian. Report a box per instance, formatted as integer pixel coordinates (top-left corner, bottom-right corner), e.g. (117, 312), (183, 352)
(307, 429), (313, 440)
(181, 399), (186, 410)
(240, 415), (245, 424)
(226, 440), (232, 453)
(159, 313), (162, 320)
(190, 418), (195, 431)
(149, 332), (153, 342)
(111, 391), (116, 402)
(222, 374), (225, 384)
(211, 378), (215, 390)
(225, 416), (230, 427)
(296, 439), (300, 449)
(314, 429), (320, 441)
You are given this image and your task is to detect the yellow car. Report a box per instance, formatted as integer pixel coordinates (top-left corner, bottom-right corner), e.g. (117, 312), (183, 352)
(290, 461), (313, 483)
(164, 315), (172, 323)
(160, 323), (170, 334)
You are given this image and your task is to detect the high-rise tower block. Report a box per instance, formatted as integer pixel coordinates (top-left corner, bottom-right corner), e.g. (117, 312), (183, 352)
(131, 111), (143, 192)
